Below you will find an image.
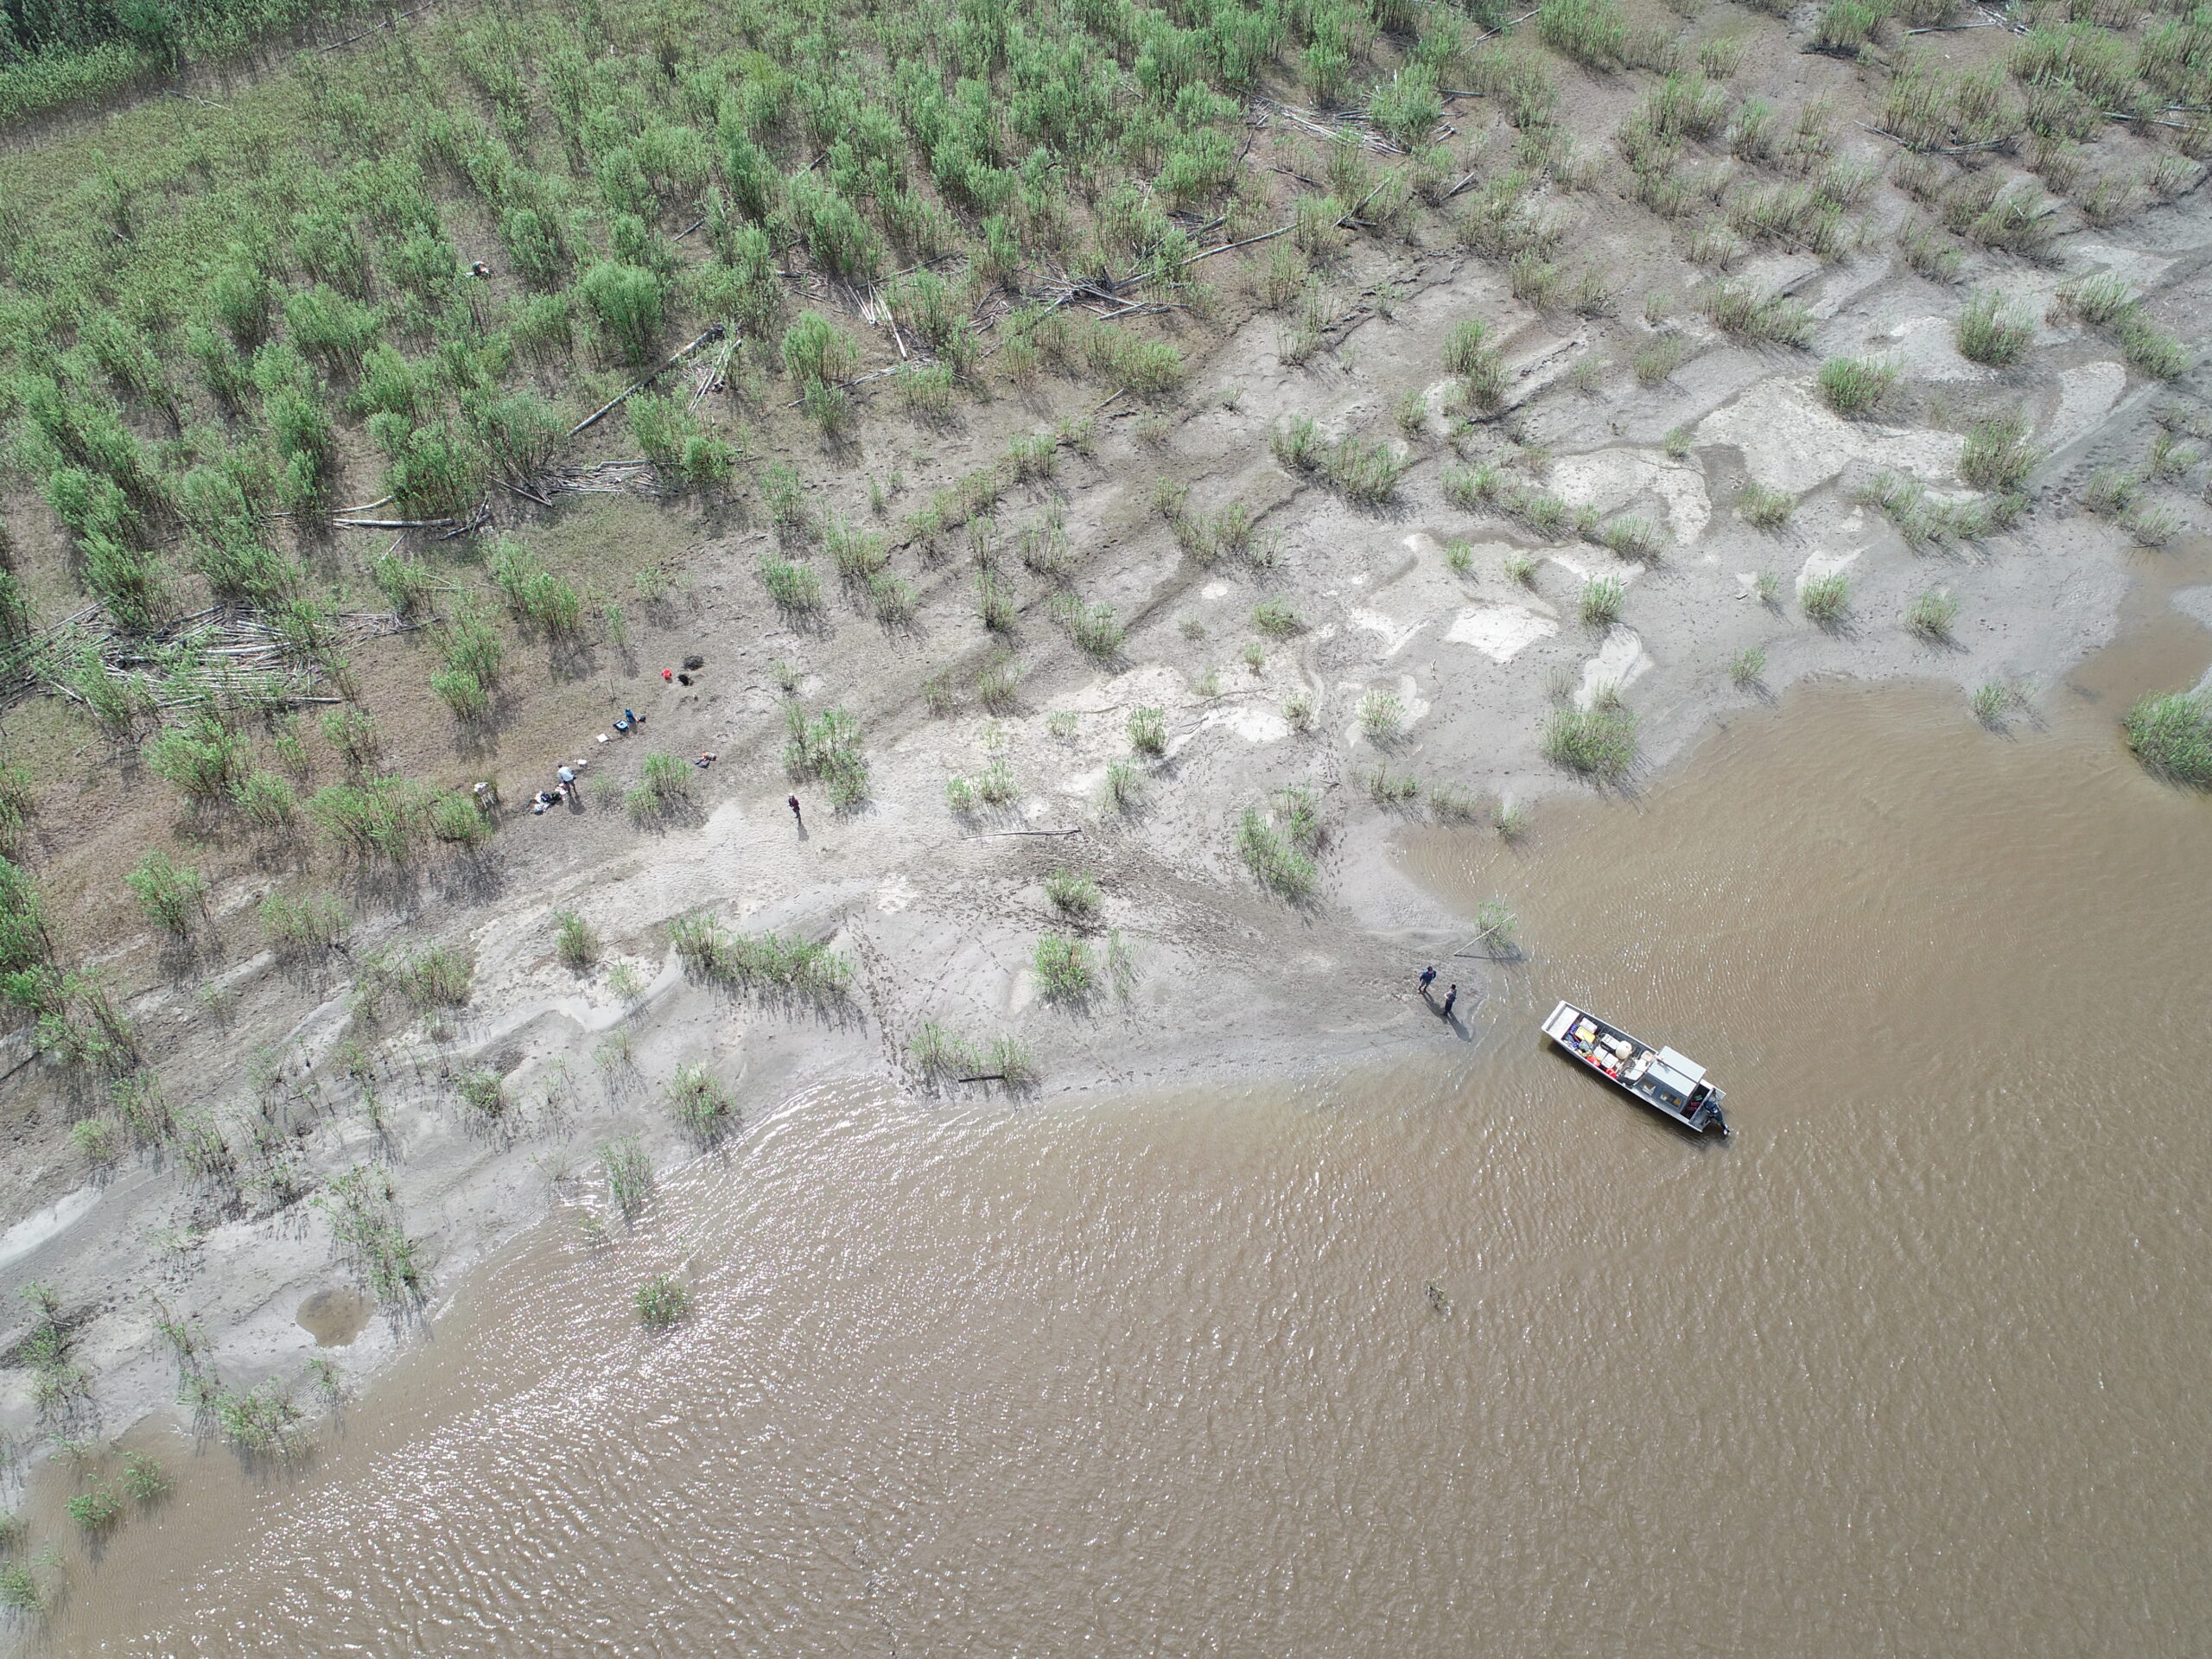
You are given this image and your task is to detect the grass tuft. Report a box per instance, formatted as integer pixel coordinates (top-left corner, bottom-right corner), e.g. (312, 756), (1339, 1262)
(2122, 690), (2212, 785)
(1802, 572), (1851, 626)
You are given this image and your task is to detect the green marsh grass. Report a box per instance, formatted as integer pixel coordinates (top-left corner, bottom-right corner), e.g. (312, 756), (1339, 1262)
(1956, 290), (2034, 366)
(1737, 481), (1796, 531)
(554, 911), (598, 970)
(600, 1135), (652, 1224)
(1580, 575), (1626, 629)
(1908, 588), (1960, 640)
(1541, 705), (1637, 778)
(1802, 572), (1852, 626)
(1033, 933), (1094, 1001)
(125, 852), (208, 935)
(1816, 356), (1899, 419)
(2123, 691), (2212, 785)
(1045, 870), (1102, 919)
(667, 1065), (735, 1141)
(636, 1274), (692, 1328)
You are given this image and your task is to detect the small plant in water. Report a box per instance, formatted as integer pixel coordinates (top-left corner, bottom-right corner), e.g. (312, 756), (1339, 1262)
(635, 1274), (692, 1328)
(600, 1135), (652, 1224)
(2122, 689), (2212, 786)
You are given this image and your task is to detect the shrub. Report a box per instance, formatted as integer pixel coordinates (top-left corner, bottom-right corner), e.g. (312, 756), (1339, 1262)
(1541, 705), (1637, 777)
(260, 891), (350, 950)
(1817, 356), (1899, 419)
(1731, 646), (1766, 685)
(1802, 572), (1851, 624)
(601, 1136), (652, 1224)
(68, 1482), (123, 1535)
(783, 706), (869, 808)
(1033, 933), (1093, 1000)
(666, 1065), (734, 1141)
(578, 262), (668, 365)
(555, 911), (598, 969)
(144, 716), (250, 804)
(1737, 481), (1796, 531)
(636, 1274), (692, 1327)
(1103, 760), (1146, 810)
(2123, 690), (2212, 785)
(757, 555), (823, 613)
(125, 851), (208, 935)
(1957, 289), (2033, 366)
(1253, 599), (1301, 638)
(1599, 518), (1663, 561)
(1236, 805), (1319, 899)
(1960, 410), (2036, 491)
(1908, 588), (1960, 639)
(1703, 283), (1814, 346)
(2119, 316), (2190, 381)
(1359, 689), (1407, 741)
(456, 1069), (505, 1119)
(1044, 869), (1101, 918)
(626, 751), (693, 823)
(1580, 575), (1626, 628)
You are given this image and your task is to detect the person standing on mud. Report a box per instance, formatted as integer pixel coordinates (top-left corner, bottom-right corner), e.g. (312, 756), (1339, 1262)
(1441, 985), (1458, 1020)
(1419, 965), (1437, 996)
(788, 794), (803, 826)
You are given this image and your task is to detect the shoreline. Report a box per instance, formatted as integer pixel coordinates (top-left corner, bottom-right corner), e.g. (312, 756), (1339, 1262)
(4, 198), (2210, 1505)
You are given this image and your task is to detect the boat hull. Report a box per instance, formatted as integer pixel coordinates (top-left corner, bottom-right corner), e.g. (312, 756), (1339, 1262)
(1541, 1001), (1729, 1136)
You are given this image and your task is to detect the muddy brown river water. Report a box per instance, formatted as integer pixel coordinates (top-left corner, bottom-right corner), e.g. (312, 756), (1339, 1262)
(35, 601), (2212, 1656)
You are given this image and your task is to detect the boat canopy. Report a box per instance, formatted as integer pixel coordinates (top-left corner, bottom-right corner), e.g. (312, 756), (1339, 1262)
(1648, 1047), (1706, 1099)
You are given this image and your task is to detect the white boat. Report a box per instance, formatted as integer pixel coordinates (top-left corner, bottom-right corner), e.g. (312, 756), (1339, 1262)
(1541, 1001), (1730, 1136)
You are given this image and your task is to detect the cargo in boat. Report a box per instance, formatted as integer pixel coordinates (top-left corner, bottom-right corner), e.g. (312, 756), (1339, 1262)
(1541, 1000), (1730, 1136)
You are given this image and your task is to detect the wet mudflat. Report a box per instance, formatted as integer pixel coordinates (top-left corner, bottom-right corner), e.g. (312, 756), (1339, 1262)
(41, 623), (2212, 1656)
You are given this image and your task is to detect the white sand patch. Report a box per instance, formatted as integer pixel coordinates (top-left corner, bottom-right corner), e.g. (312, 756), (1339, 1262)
(1346, 607), (1427, 658)
(1548, 448), (1712, 546)
(1574, 627), (1654, 709)
(1402, 531), (1444, 561)
(1200, 703), (1291, 744)
(2043, 361), (2127, 454)
(874, 877), (916, 914)
(1868, 315), (1999, 383)
(1201, 580), (1231, 601)
(1797, 546), (1862, 592)
(1545, 551), (1644, 586)
(0, 1187), (99, 1271)
(2070, 242), (2177, 292)
(1697, 377), (1965, 494)
(1421, 377), (1459, 439)
(1446, 603), (1558, 663)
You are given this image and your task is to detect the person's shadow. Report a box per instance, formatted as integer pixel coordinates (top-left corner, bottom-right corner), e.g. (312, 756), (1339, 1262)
(793, 816), (810, 843)
(1421, 986), (1469, 1040)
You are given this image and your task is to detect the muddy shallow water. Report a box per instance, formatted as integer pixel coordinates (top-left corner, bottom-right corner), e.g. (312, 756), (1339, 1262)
(37, 618), (2212, 1656)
